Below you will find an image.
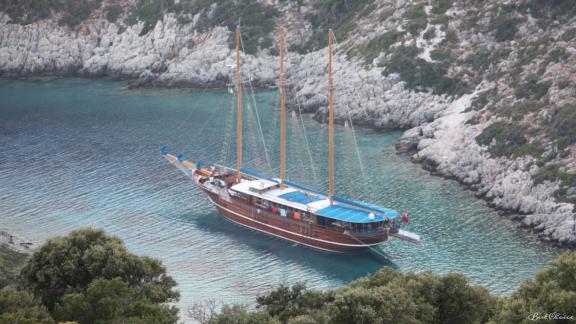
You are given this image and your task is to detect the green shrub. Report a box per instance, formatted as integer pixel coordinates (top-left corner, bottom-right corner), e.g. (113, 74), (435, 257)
(561, 27), (576, 41)
(491, 16), (518, 42)
(515, 74), (552, 100)
(431, 0), (453, 15)
(299, 0), (375, 53)
(548, 104), (576, 149)
(351, 30), (404, 64)
(105, 4), (122, 23)
(404, 4), (428, 35)
(476, 122), (538, 157)
(383, 46), (466, 95)
(468, 88), (498, 111)
(423, 28), (436, 40)
(496, 101), (545, 118)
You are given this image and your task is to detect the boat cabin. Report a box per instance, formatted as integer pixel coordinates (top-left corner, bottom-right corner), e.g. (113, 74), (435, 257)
(227, 171), (399, 235)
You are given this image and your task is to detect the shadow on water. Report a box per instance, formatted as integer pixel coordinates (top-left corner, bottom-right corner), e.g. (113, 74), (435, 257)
(173, 209), (398, 281)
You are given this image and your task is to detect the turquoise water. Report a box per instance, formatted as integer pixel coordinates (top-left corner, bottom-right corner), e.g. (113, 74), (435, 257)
(0, 78), (558, 316)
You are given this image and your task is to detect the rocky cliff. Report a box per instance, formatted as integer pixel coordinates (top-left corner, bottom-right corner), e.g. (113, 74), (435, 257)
(1, 0), (575, 245)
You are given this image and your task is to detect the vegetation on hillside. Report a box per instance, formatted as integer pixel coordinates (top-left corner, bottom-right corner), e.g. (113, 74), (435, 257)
(0, 228), (179, 323)
(2, 229), (576, 324)
(193, 251), (576, 324)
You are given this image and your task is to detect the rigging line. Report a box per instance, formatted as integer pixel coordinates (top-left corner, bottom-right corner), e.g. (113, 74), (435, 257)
(238, 32), (272, 171)
(290, 84), (319, 183)
(331, 30), (366, 180)
(175, 86), (211, 132)
(344, 231), (391, 260)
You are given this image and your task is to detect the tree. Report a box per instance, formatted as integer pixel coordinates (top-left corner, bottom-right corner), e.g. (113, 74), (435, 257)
(19, 228), (179, 323)
(0, 286), (53, 323)
(492, 251), (576, 324)
(54, 277), (178, 324)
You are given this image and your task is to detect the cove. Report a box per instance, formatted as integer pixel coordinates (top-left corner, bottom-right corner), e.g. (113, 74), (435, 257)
(0, 78), (559, 315)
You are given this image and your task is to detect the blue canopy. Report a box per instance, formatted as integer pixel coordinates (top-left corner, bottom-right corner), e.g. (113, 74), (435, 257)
(315, 204), (390, 223)
(333, 196), (398, 218)
(279, 191), (323, 205)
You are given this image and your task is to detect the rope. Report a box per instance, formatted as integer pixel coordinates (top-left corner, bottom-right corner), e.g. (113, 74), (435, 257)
(344, 230), (391, 259)
(290, 84), (319, 183)
(239, 32), (272, 171)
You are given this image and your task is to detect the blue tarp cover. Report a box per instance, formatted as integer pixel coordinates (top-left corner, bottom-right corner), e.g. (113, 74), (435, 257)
(315, 204), (388, 223)
(333, 196), (398, 218)
(278, 191), (323, 205)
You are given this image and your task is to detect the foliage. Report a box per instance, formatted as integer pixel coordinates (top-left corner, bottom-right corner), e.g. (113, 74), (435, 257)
(126, 0), (164, 35)
(19, 228), (179, 320)
(491, 15), (518, 42)
(403, 4), (428, 35)
(0, 0), (102, 26)
(496, 101), (545, 118)
(58, 0), (101, 27)
(476, 122), (541, 158)
(548, 104), (576, 150)
(349, 30), (404, 64)
(0, 287), (53, 322)
(467, 88), (498, 112)
(431, 0), (453, 15)
(54, 277), (178, 324)
(210, 304), (276, 324)
(515, 74), (552, 100)
(299, 0), (375, 53)
(106, 4), (123, 23)
(491, 251), (576, 323)
(561, 28), (576, 41)
(207, 267), (495, 324)
(383, 46), (467, 96)
(0, 244), (28, 288)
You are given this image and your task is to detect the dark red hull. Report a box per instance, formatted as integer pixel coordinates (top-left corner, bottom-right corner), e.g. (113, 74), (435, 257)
(202, 189), (389, 253)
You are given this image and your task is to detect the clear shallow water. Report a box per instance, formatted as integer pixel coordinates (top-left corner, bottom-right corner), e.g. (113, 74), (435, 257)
(0, 78), (559, 316)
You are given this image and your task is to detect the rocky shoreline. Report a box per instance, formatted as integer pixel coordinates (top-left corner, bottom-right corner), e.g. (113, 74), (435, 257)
(1, 13), (574, 247)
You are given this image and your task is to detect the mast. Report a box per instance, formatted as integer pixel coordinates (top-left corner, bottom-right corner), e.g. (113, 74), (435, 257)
(279, 29), (286, 188)
(328, 29), (334, 203)
(236, 26), (243, 182)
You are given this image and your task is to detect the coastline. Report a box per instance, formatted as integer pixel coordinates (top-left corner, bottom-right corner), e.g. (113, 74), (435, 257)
(0, 10), (574, 247)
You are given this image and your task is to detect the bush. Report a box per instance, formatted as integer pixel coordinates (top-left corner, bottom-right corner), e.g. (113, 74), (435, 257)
(548, 104), (576, 149)
(299, 0), (375, 53)
(20, 228), (179, 322)
(383, 46), (466, 95)
(350, 30), (403, 64)
(106, 4), (122, 23)
(491, 16), (518, 42)
(496, 101), (545, 118)
(492, 251), (576, 323)
(476, 122), (540, 158)
(404, 4), (428, 35)
(515, 74), (552, 100)
(127, 0), (163, 35)
(206, 267), (495, 324)
(431, 0), (453, 15)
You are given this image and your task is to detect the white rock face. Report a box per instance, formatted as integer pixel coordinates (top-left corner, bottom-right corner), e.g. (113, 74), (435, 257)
(0, 14), (276, 87)
(1, 12), (574, 245)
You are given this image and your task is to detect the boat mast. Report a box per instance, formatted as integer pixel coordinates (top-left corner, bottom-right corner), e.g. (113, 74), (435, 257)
(328, 29), (334, 203)
(279, 29), (286, 188)
(236, 26), (243, 183)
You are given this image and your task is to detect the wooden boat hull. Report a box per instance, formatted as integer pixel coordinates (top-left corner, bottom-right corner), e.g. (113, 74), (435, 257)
(202, 189), (389, 253)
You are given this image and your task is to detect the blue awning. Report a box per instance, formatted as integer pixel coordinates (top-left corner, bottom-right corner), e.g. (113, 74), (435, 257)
(278, 191), (323, 205)
(315, 204), (393, 223)
(333, 196), (398, 218)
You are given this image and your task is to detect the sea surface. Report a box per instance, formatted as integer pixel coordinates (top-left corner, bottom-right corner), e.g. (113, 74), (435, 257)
(0, 78), (559, 318)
